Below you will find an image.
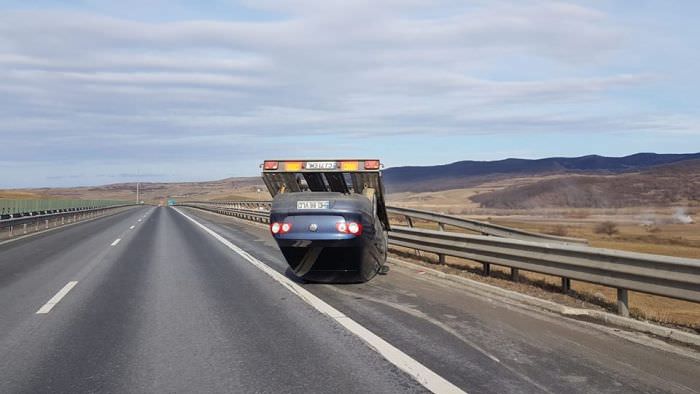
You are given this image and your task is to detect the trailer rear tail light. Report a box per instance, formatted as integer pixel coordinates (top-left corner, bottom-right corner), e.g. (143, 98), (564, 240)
(336, 221), (362, 235)
(271, 222), (292, 234)
(263, 161), (279, 170)
(363, 160), (380, 170)
(285, 161), (303, 171)
(340, 161), (359, 171)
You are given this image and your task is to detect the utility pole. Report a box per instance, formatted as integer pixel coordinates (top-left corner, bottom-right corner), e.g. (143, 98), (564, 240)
(136, 182), (140, 204)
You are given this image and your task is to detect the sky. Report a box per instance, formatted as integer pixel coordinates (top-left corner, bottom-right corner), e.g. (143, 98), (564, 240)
(0, 0), (698, 187)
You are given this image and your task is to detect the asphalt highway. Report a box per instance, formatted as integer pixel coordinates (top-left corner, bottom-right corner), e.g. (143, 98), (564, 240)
(0, 206), (698, 393)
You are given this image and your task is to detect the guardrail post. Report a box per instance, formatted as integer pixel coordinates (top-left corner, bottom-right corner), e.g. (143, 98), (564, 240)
(45, 219), (49, 229)
(23, 224), (27, 234)
(511, 268), (519, 282)
(561, 278), (571, 293)
(62, 217), (65, 225)
(8, 225), (12, 238)
(436, 222), (446, 263)
(617, 288), (630, 317)
(483, 263), (491, 276)
(403, 216), (423, 257)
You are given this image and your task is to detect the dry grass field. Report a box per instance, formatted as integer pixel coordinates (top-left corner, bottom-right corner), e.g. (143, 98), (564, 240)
(0, 191), (51, 199)
(0, 177), (268, 204)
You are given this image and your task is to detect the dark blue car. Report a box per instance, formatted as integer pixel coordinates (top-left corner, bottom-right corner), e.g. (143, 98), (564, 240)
(262, 160), (389, 283)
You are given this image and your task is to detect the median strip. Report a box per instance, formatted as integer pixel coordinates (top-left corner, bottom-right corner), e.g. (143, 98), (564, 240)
(36, 281), (78, 314)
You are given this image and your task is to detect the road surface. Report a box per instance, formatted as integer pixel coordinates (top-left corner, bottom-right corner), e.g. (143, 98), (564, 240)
(0, 206), (698, 393)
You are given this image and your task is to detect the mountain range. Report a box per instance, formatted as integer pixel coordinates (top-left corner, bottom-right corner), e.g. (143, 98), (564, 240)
(383, 153), (700, 193)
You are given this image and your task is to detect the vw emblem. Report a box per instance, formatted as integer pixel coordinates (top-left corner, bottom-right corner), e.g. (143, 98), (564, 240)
(309, 223), (318, 232)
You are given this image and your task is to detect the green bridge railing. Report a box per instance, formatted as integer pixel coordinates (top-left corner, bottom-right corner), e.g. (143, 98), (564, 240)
(0, 200), (131, 217)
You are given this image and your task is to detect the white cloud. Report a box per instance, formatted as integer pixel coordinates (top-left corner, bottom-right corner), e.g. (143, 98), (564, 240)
(0, 0), (695, 186)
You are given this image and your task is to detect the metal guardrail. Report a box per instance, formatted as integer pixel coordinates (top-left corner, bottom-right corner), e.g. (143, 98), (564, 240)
(386, 206), (588, 245)
(0, 203), (136, 240)
(0, 199), (131, 219)
(176, 200), (700, 316)
(178, 202), (271, 223)
(390, 226), (700, 304)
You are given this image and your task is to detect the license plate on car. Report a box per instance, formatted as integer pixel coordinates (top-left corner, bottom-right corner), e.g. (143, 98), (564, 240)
(297, 200), (330, 210)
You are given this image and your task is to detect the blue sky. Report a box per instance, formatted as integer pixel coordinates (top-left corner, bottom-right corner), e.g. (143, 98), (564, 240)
(0, 0), (698, 187)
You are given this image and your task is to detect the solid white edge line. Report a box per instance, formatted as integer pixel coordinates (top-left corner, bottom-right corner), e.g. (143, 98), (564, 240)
(111, 238), (121, 246)
(36, 281), (78, 314)
(173, 208), (465, 394)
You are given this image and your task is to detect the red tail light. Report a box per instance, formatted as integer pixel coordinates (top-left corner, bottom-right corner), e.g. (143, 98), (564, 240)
(271, 222), (281, 234)
(336, 221), (362, 235)
(271, 222), (292, 234)
(348, 222), (361, 235)
(263, 161), (279, 170)
(364, 160), (380, 170)
(336, 222), (347, 233)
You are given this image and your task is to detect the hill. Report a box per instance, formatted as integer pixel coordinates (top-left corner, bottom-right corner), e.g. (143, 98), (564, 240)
(383, 153), (700, 193)
(470, 159), (700, 209)
(1, 177), (267, 203)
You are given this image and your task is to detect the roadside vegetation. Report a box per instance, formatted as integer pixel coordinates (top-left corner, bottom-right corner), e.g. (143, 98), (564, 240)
(594, 221), (619, 236)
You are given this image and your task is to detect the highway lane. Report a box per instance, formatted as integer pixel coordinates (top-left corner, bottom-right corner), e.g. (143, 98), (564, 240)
(180, 207), (700, 394)
(0, 206), (423, 393)
(0, 206), (152, 336)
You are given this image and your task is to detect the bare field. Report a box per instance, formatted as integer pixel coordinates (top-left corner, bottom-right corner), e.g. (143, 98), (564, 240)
(0, 191), (50, 199)
(387, 175), (570, 213)
(0, 177), (268, 204)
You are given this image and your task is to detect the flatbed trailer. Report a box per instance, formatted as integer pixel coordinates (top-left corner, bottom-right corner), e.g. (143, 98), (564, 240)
(262, 160), (389, 283)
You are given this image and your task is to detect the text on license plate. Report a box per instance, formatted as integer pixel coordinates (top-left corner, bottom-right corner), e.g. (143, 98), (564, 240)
(297, 200), (330, 210)
(305, 161), (337, 170)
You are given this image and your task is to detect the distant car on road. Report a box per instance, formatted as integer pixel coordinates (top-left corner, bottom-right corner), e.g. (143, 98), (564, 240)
(262, 160), (390, 283)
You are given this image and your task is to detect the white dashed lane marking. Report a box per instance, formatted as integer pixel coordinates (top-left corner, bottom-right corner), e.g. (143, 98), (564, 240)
(36, 281), (78, 314)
